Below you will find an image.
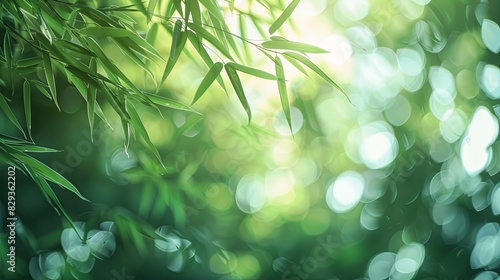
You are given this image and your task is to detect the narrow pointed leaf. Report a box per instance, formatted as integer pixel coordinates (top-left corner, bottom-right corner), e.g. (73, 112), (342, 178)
(87, 58), (97, 142)
(269, 0), (301, 35)
(161, 20), (187, 85)
(186, 0), (202, 25)
(143, 93), (197, 112)
(198, 0), (225, 23)
(225, 64), (251, 123)
(262, 40), (328, 53)
(282, 52), (346, 95)
(126, 101), (163, 166)
(192, 62), (223, 104)
(0, 93), (26, 138)
(275, 56), (292, 132)
(226, 62), (278, 80)
(147, 0), (158, 22)
(42, 52), (59, 110)
(23, 81), (33, 141)
(187, 23), (234, 60)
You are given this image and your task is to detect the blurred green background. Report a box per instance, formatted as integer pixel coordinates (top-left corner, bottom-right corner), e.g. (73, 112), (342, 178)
(1, 0), (500, 279)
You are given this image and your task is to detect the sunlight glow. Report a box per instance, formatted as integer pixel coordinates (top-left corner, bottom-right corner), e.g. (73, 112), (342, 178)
(327, 171), (365, 213)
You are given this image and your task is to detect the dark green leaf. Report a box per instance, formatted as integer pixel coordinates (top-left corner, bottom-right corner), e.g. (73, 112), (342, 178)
(225, 64), (251, 123)
(23, 81), (32, 141)
(0, 93), (26, 138)
(87, 58), (97, 142)
(42, 52), (59, 110)
(192, 62), (224, 104)
(269, 0), (301, 34)
(143, 92), (197, 113)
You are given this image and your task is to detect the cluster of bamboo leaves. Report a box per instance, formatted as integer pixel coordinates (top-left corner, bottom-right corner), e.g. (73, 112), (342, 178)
(0, 0), (344, 250)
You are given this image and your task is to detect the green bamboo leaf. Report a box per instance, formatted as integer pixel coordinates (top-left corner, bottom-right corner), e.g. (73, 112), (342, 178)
(198, 0), (225, 23)
(4, 32), (12, 91)
(23, 81), (32, 141)
(42, 52), (59, 110)
(187, 22), (234, 60)
(225, 64), (251, 123)
(187, 31), (227, 92)
(9, 148), (89, 201)
(192, 62), (223, 105)
(11, 144), (60, 153)
(275, 56), (292, 132)
(146, 22), (159, 46)
(281, 53), (309, 77)
(282, 52), (347, 96)
(226, 62), (278, 80)
(0, 93), (26, 138)
(79, 26), (132, 37)
(161, 20), (187, 85)
(262, 40), (328, 53)
(127, 0), (147, 15)
(269, 0), (301, 35)
(32, 81), (52, 100)
(54, 40), (94, 57)
(186, 0), (201, 25)
(87, 58), (97, 141)
(143, 92), (197, 113)
(147, 0), (158, 22)
(16, 56), (43, 68)
(126, 101), (163, 166)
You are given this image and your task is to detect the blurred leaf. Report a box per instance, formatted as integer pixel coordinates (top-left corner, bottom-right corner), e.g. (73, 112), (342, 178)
(0, 93), (26, 138)
(87, 58), (97, 141)
(275, 56), (292, 133)
(262, 39), (328, 53)
(225, 64), (251, 123)
(87, 231), (116, 259)
(147, 0), (158, 22)
(10, 144), (60, 153)
(226, 62), (278, 80)
(269, 0), (301, 35)
(192, 62), (224, 104)
(198, 0), (225, 23)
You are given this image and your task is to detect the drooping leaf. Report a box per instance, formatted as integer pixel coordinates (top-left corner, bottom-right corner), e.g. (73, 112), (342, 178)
(42, 52), (59, 110)
(1, 144), (89, 201)
(269, 0), (301, 35)
(198, 0), (225, 23)
(0, 93), (26, 138)
(192, 62), (224, 104)
(126, 100), (164, 167)
(87, 58), (97, 142)
(186, 0), (202, 25)
(226, 62), (278, 80)
(262, 40), (329, 53)
(282, 52), (346, 95)
(23, 81), (32, 141)
(275, 56), (292, 132)
(143, 92), (197, 112)
(225, 64), (251, 123)
(187, 31), (227, 92)
(161, 20), (187, 85)
(187, 22), (234, 60)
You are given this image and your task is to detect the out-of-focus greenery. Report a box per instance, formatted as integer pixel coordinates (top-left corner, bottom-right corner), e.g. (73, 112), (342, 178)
(1, 0), (500, 279)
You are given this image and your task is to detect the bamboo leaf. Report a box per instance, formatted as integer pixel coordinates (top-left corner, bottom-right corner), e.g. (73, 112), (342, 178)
(282, 52), (347, 96)
(23, 81), (33, 141)
(187, 22), (234, 60)
(186, 0), (202, 25)
(16, 56), (43, 68)
(126, 101), (163, 166)
(42, 52), (59, 110)
(192, 62), (223, 105)
(198, 0), (225, 23)
(187, 31), (227, 92)
(0, 93), (26, 138)
(11, 144), (60, 153)
(4, 146), (89, 201)
(226, 62), (278, 80)
(275, 56), (292, 133)
(143, 92), (197, 113)
(87, 58), (97, 142)
(269, 0), (301, 35)
(262, 40), (329, 53)
(147, 0), (158, 22)
(225, 64), (251, 123)
(161, 20), (187, 85)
